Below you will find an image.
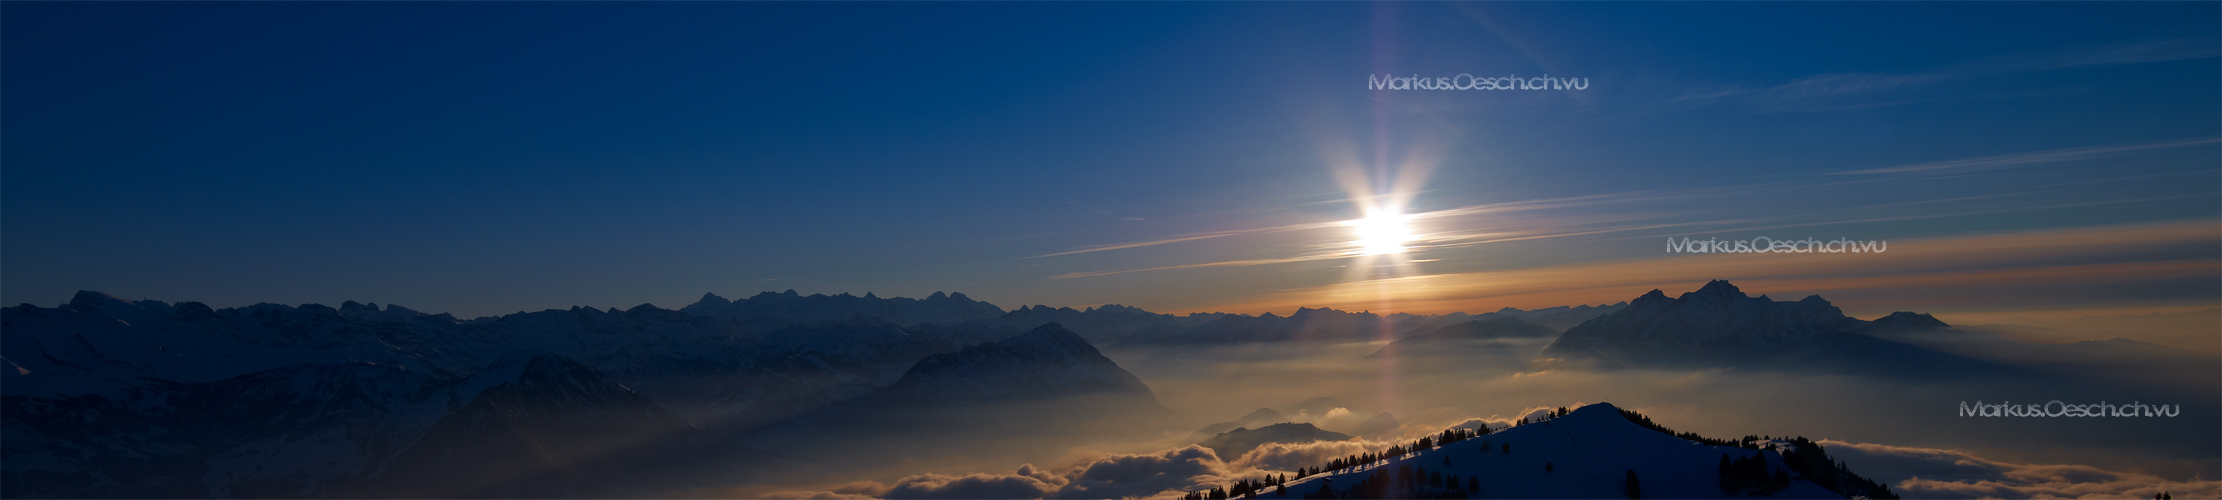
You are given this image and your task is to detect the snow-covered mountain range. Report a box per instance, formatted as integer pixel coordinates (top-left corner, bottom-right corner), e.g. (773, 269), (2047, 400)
(0, 283), (2082, 498)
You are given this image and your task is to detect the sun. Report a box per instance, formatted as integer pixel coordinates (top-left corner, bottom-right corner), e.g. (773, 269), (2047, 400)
(1350, 211), (1414, 255)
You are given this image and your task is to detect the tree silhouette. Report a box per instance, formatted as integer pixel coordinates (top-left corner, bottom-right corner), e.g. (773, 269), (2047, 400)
(1624, 470), (1642, 500)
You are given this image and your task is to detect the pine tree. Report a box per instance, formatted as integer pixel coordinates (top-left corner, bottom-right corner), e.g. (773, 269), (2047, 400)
(1718, 454), (1732, 493)
(1624, 470), (1642, 500)
(1468, 476), (1479, 494)
(1545, 462), (1554, 472)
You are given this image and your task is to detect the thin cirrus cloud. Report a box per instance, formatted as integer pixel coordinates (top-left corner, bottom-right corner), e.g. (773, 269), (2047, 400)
(1673, 36), (2220, 113)
(1034, 134), (2212, 292)
(1831, 137), (2222, 176)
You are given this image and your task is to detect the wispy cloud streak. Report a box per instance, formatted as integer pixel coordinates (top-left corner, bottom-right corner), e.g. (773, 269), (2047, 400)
(1832, 138), (2220, 176)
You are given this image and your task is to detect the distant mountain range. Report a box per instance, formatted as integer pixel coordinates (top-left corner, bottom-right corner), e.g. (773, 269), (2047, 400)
(9, 281), (2168, 498)
(1366, 316), (1560, 365)
(3, 292), (1122, 497)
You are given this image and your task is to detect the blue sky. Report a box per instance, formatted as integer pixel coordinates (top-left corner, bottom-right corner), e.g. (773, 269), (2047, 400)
(5, 2), (2217, 318)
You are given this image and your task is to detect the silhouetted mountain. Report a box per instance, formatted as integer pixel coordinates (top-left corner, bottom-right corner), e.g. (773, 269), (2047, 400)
(1865, 311), (1951, 331)
(873, 323), (1157, 404)
(1198, 422), (1351, 460)
(1540, 281), (2018, 379)
(733, 323), (1179, 478)
(678, 289), (1005, 328)
(1116, 307), (1400, 346)
(1469, 302), (1631, 331)
(990, 304), (1224, 344)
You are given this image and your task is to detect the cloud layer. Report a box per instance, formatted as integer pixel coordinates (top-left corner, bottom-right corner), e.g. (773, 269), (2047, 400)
(1825, 440), (2221, 499)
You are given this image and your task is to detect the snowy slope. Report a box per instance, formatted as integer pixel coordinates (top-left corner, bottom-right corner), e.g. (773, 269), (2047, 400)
(1280, 403), (1851, 499)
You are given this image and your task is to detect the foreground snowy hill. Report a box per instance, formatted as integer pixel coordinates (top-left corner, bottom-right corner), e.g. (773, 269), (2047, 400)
(1277, 403), (1893, 499)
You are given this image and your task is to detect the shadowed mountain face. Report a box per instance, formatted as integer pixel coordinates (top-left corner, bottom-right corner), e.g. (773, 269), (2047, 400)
(874, 323), (1158, 405)
(367, 352), (712, 497)
(726, 323), (1181, 482)
(2, 362), (453, 498)
(0, 294), (1100, 497)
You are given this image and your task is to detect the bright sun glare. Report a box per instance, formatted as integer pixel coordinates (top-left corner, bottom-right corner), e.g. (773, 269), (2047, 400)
(1351, 211), (1413, 255)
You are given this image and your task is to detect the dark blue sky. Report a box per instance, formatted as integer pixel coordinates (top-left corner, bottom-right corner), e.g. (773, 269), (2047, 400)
(6, 2), (2217, 318)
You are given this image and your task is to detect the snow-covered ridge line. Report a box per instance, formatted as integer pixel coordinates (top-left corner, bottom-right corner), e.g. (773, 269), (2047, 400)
(1229, 403), (1898, 500)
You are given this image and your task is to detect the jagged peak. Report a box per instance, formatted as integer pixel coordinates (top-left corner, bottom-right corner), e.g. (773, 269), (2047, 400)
(1683, 279), (1747, 300)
